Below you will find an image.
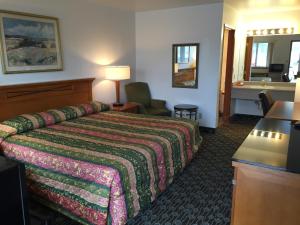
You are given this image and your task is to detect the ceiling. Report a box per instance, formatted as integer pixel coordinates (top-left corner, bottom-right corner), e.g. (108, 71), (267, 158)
(90, 0), (221, 11)
(92, 0), (300, 12)
(133, 0), (222, 11)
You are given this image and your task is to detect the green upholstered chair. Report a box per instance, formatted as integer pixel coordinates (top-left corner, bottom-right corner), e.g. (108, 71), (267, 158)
(125, 82), (171, 116)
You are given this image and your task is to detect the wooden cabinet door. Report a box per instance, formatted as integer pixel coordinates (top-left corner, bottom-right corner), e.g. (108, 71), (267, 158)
(231, 162), (300, 225)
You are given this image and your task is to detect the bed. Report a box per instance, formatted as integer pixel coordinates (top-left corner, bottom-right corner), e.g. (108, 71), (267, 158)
(0, 79), (202, 225)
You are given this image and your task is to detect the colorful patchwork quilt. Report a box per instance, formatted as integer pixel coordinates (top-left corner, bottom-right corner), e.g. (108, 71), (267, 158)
(0, 102), (202, 225)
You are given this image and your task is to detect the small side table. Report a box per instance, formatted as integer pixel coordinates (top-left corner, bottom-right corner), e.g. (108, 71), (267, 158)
(174, 104), (198, 120)
(111, 102), (139, 114)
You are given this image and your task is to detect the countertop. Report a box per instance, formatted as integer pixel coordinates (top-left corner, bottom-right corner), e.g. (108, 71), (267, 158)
(233, 83), (295, 92)
(233, 118), (300, 173)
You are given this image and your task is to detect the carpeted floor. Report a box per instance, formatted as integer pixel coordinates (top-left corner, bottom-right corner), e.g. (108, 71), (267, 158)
(30, 116), (259, 225)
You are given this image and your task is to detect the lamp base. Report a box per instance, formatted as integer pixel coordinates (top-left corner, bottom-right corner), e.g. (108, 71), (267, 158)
(113, 103), (124, 107)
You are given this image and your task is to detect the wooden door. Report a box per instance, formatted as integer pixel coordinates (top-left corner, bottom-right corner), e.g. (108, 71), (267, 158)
(221, 27), (235, 123)
(244, 37), (253, 81)
(232, 162), (300, 225)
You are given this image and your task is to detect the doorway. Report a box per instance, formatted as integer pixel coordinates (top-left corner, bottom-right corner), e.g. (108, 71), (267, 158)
(219, 25), (235, 125)
(288, 40), (300, 79)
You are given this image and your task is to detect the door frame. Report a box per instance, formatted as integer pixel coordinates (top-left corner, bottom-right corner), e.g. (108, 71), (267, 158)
(288, 40), (300, 77)
(244, 36), (254, 81)
(219, 25), (235, 125)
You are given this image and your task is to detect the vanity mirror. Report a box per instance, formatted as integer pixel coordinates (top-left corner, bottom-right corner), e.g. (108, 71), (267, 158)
(244, 34), (300, 83)
(172, 43), (199, 88)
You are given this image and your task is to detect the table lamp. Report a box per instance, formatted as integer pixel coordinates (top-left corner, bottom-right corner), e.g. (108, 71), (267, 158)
(105, 66), (131, 106)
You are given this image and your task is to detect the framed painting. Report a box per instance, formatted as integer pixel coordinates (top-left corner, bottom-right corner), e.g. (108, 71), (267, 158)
(0, 11), (63, 74)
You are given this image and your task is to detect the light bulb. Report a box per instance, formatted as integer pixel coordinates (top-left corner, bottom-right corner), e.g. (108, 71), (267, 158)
(263, 29), (268, 35)
(287, 28), (293, 34)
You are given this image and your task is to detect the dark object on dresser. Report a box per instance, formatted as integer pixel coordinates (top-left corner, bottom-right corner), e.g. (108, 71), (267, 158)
(0, 156), (29, 225)
(258, 90), (274, 116)
(287, 123), (300, 173)
(125, 82), (171, 116)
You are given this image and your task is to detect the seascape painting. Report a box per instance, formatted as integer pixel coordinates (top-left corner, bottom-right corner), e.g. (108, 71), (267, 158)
(0, 11), (63, 73)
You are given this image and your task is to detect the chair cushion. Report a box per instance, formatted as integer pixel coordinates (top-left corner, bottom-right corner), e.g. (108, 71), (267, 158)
(125, 82), (151, 108)
(146, 108), (172, 117)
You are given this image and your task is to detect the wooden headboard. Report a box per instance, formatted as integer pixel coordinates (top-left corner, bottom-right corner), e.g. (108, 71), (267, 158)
(0, 78), (95, 121)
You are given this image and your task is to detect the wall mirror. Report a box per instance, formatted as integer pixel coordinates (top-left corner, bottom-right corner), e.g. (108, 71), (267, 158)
(244, 34), (300, 83)
(172, 43), (199, 88)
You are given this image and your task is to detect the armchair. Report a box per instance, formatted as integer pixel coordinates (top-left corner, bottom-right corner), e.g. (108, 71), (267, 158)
(125, 82), (171, 116)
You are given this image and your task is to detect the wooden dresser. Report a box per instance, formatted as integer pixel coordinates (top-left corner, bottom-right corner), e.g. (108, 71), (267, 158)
(231, 119), (300, 225)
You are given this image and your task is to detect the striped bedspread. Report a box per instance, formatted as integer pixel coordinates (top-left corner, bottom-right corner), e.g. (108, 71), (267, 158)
(0, 106), (202, 225)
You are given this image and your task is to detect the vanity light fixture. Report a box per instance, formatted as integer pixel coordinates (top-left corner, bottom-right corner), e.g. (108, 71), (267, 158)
(247, 27), (295, 36)
(262, 29), (268, 35)
(287, 27), (293, 34)
(278, 28), (284, 34)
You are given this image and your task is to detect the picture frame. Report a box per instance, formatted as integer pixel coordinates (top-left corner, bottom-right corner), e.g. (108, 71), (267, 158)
(0, 10), (63, 74)
(172, 43), (199, 89)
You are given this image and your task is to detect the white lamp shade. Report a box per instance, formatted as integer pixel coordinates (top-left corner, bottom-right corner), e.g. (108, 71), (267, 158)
(105, 66), (131, 80)
(295, 78), (300, 102)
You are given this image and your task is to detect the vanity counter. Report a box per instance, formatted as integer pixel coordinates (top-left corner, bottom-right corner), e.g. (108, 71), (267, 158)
(233, 83), (295, 92)
(231, 81), (295, 116)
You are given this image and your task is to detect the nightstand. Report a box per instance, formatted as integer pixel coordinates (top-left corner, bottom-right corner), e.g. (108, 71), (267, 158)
(0, 156), (29, 225)
(112, 102), (139, 113)
(174, 104), (198, 120)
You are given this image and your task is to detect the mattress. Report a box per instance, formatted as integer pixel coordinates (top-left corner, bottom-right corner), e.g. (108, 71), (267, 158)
(0, 102), (202, 225)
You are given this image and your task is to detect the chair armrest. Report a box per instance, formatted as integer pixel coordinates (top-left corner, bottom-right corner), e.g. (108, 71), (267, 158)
(128, 102), (146, 114)
(151, 99), (167, 108)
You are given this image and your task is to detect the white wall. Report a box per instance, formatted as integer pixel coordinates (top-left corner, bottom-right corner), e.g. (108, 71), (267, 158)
(0, 0), (136, 103)
(222, 4), (247, 82)
(135, 4), (223, 128)
(243, 8), (300, 34)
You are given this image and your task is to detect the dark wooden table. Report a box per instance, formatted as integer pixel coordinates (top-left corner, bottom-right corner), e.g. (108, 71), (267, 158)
(233, 118), (291, 171)
(174, 104), (198, 120)
(265, 101), (300, 122)
(111, 102), (139, 113)
(231, 118), (300, 225)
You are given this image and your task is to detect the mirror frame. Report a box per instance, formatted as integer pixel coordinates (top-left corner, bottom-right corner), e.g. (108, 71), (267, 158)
(172, 43), (199, 89)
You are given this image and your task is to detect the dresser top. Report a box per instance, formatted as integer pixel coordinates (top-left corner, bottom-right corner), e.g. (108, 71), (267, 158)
(233, 118), (300, 173)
